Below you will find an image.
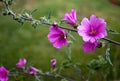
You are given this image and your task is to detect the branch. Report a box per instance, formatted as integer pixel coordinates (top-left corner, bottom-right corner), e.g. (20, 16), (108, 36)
(10, 71), (75, 81)
(102, 38), (120, 46)
(37, 73), (75, 81)
(1, 0), (120, 46)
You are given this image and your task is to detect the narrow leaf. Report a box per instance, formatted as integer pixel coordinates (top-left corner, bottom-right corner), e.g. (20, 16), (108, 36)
(30, 9), (38, 15)
(68, 33), (76, 41)
(47, 9), (52, 20)
(107, 29), (120, 34)
(105, 44), (113, 66)
(61, 79), (67, 81)
(59, 20), (68, 24)
(35, 75), (43, 81)
(73, 65), (81, 74)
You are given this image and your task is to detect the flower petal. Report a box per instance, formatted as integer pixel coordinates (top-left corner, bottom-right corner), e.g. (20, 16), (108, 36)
(48, 23), (68, 49)
(82, 41), (98, 53)
(77, 15), (107, 42)
(81, 17), (90, 28)
(63, 9), (77, 25)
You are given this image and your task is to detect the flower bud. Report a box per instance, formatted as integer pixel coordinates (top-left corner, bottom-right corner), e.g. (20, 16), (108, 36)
(16, 58), (27, 68)
(51, 59), (56, 70)
(28, 66), (39, 76)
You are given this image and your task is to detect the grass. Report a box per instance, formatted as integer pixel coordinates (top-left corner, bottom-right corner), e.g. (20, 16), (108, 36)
(0, 0), (120, 81)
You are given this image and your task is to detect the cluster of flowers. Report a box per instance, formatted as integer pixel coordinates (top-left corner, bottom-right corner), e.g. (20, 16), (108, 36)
(0, 9), (107, 81)
(0, 58), (56, 81)
(48, 9), (107, 52)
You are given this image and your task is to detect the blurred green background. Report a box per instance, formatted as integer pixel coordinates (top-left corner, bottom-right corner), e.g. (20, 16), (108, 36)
(0, 0), (120, 81)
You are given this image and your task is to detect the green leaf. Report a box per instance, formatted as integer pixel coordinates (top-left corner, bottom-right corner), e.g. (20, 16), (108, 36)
(106, 44), (113, 66)
(35, 75), (43, 81)
(87, 56), (108, 72)
(107, 29), (120, 34)
(22, 12), (30, 17)
(61, 78), (67, 81)
(61, 60), (72, 68)
(31, 20), (41, 28)
(59, 20), (68, 24)
(68, 33), (76, 41)
(8, 0), (13, 5)
(40, 16), (49, 23)
(13, 74), (24, 81)
(73, 64), (81, 74)
(66, 43), (72, 60)
(47, 9), (53, 20)
(30, 9), (38, 15)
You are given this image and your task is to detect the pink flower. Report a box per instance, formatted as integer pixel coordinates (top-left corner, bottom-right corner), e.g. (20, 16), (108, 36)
(82, 41), (98, 53)
(16, 58), (27, 68)
(77, 15), (107, 43)
(63, 9), (77, 26)
(47, 22), (68, 48)
(28, 66), (39, 75)
(0, 66), (9, 81)
(51, 59), (56, 70)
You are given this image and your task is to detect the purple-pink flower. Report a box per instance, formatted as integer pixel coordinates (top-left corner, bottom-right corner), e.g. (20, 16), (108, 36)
(63, 9), (77, 26)
(77, 15), (107, 43)
(51, 59), (56, 70)
(0, 66), (9, 81)
(82, 41), (98, 53)
(16, 58), (27, 68)
(47, 22), (68, 48)
(28, 66), (39, 75)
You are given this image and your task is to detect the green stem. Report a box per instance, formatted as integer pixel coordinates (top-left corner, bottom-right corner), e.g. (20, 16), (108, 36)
(66, 44), (72, 60)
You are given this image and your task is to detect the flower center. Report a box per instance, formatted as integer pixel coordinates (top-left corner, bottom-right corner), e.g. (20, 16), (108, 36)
(60, 32), (65, 38)
(89, 28), (96, 36)
(2, 72), (7, 77)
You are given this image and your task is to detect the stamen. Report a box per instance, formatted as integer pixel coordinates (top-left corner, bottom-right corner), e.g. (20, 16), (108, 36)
(89, 28), (96, 36)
